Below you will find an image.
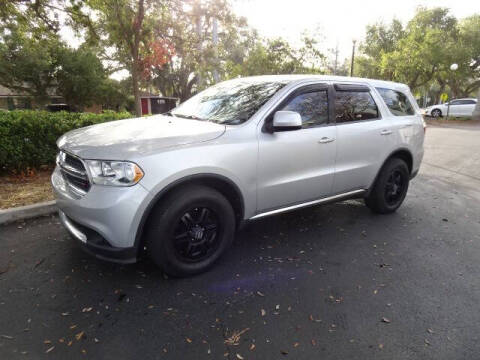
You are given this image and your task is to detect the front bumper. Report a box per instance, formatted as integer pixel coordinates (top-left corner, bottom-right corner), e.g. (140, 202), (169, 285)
(58, 210), (137, 263)
(52, 166), (154, 263)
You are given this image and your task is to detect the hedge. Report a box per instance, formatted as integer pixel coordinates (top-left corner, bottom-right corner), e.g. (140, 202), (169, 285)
(0, 110), (133, 173)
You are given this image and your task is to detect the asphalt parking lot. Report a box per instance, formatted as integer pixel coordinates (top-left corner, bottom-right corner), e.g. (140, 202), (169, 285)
(1, 123), (480, 359)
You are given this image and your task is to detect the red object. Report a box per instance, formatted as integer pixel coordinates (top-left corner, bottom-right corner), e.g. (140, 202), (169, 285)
(141, 98), (149, 115)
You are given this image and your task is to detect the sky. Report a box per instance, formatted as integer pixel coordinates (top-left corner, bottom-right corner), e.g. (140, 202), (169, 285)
(232, 0), (479, 59)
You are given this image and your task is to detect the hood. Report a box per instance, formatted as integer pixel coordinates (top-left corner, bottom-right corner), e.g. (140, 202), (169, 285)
(57, 115), (226, 159)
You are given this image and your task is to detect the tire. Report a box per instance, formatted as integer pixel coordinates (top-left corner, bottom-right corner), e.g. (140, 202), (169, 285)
(431, 108), (442, 118)
(146, 185), (235, 277)
(365, 158), (410, 214)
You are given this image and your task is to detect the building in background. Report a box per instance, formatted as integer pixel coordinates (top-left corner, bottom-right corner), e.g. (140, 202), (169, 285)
(140, 93), (178, 115)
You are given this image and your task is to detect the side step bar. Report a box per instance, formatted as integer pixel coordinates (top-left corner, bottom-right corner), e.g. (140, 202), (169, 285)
(249, 189), (366, 220)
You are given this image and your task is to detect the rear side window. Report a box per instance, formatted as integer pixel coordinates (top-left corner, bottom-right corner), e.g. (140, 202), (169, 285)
(458, 99), (476, 105)
(281, 90), (328, 128)
(335, 91), (379, 123)
(376, 88), (415, 116)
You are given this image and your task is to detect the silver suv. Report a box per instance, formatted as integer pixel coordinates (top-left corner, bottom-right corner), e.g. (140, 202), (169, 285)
(52, 75), (425, 276)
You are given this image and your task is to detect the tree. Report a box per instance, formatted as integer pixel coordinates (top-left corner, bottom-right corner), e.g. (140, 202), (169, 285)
(152, 0), (255, 101)
(76, 0), (174, 116)
(0, 25), (61, 102)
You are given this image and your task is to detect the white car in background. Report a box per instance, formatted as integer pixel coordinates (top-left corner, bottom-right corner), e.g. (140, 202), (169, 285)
(423, 98), (477, 118)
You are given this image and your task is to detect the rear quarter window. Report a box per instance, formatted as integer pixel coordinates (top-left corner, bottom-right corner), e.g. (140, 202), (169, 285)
(376, 88), (415, 116)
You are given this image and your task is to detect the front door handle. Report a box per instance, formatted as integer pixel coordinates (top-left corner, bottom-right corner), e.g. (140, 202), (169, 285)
(380, 129), (392, 135)
(318, 137), (335, 144)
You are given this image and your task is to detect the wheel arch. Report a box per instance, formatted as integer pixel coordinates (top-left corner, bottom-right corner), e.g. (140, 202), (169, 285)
(367, 148), (414, 195)
(134, 173), (245, 253)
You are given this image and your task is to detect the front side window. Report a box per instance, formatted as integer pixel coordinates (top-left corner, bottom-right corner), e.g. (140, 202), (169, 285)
(280, 90), (329, 128)
(376, 88), (415, 116)
(171, 80), (287, 125)
(335, 91), (379, 123)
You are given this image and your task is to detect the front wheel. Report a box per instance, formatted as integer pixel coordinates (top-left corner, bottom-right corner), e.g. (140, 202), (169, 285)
(365, 158), (410, 214)
(146, 185), (235, 277)
(431, 108), (442, 118)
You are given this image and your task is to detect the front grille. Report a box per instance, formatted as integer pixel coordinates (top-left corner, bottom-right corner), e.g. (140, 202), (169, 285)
(58, 151), (91, 195)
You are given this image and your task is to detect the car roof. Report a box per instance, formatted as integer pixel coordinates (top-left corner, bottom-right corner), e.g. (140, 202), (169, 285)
(223, 74), (410, 91)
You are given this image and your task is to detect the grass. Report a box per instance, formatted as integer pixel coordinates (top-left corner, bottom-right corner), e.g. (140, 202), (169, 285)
(0, 170), (54, 209)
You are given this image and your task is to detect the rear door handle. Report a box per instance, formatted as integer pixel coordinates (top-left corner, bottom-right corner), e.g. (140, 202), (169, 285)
(318, 137), (335, 144)
(402, 124), (413, 128)
(380, 129), (392, 135)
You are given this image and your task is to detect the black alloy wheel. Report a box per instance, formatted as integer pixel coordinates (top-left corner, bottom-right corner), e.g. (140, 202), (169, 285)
(384, 169), (407, 207)
(365, 157), (410, 214)
(173, 207), (220, 262)
(146, 185), (235, 277)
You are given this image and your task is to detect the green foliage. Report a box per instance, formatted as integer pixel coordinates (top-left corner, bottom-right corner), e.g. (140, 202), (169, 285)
(0, 110), (132, 173)
(356, 8), (480, 98)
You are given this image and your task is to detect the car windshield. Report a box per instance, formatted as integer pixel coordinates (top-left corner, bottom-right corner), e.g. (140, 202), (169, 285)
(170, 79), (287, 125)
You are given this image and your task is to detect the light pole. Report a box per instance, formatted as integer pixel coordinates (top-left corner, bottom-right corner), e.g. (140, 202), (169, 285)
(446, 63), (458, 120)
(350, 40), (356, 77)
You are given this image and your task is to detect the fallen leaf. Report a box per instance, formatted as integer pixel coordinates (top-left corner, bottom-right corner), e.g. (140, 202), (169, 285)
(82, 307), (93, 313)
(427, 328), (434, 334)
(75, 331), (85, 341)
(381, 317), (391, 324)
(275, 304), (280, 310)
(311, 339), (316, 346)
(256, 291), (265, 297)
(45, 346), (55, 353)
(236, 354), (244, 360)
(0, 335), (14, 340)
(186, 338), (192, 343)
(294, 342), (299, 347)
(425, 339), (431, 346)
(379, 343), (384, 349)
(261, 309), (266, 317)
(281, 350), (289, 355)
(225, 328), (250, 346)
(250, 343), (256, 350)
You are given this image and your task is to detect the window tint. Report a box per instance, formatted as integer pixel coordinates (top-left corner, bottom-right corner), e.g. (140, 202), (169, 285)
(458, 99), (476, 105)
(281, 90), (328, 128)
(449, 100), (460, 105)
(335, 91), (379, 123)
(376, 88), (415, 116)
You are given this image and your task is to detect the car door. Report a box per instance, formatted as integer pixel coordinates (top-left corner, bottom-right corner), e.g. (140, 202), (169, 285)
(447, 100), (462, 116)
(256, 84), (337, 213)
(332, 83), (390, 194)
(459, 99), (476, 116)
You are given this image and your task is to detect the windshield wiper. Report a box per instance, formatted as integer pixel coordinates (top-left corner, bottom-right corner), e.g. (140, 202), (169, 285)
(171, 113), (204, 121)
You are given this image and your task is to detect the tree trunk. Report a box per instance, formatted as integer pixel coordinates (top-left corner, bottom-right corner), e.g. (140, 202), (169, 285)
(132, 65), (142, 117)
(473, 89), (480, 121)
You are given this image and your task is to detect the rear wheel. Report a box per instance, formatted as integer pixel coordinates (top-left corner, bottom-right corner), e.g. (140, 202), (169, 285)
(365, 158), (410, 214)
(146, 185), (235, 277)
(431, 108), (442, 118)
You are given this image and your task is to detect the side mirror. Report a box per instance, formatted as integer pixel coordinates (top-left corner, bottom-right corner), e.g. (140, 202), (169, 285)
(273, 111), (302, 131)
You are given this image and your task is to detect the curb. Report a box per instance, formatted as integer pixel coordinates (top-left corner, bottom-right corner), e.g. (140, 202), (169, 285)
(0, 201), (57, 225)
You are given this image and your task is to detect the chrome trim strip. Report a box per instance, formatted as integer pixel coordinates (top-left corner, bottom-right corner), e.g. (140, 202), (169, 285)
(250, 189), (366, 220)
(59, 162), (87, 177)
(59, 210), (87, 243)
(67, 182), (87, 196)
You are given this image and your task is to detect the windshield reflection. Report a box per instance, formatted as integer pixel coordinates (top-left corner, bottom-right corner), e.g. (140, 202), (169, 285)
(171, 79), (287, 125)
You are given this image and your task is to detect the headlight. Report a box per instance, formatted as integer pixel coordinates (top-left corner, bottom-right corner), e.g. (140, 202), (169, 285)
(84, 160), (144, 186)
